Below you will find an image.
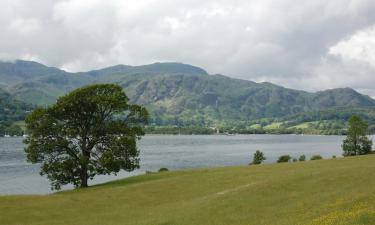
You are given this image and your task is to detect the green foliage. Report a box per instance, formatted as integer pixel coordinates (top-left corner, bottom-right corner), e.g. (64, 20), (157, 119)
(24, 84), (148, 190)
(310, 155), (323, 160)
(281, 107), (375, 135)
(158, 168), (169, 172)
(342, 115), (373, 156)
(299, 155), (306, 161)
(145, 126), (215, 135)
(251, 150), (266, 165)
(277, 155), (291, 163)
(4, 124), (23, 136)
(0, 87), (31, 136)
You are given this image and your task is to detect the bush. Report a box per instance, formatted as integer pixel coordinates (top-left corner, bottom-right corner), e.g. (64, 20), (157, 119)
(158, 168), (169, 172)
(332, 155), (336, 159)
(292, 158), (298, 162)
(299, 155), (306, 161)
(310, 155), (323, 160)
(251, 150), (266, 165)
(277, 155), (291, 163)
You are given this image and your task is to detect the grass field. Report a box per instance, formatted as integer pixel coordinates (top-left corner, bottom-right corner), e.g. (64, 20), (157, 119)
(1, 155), (375, 225)
(263, 122), (283, 129)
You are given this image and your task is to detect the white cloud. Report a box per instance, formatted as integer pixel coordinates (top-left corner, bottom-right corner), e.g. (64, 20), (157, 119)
(329, 26), (375, 68)
(8, 18), (41, 35)
(0, 0), (375, 96)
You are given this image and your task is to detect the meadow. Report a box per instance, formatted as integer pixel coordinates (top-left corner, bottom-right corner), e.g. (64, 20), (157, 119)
(1, 155), (375, 225)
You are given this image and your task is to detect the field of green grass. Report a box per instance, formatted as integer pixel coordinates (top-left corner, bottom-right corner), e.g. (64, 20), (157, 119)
(263, 122), (283, 130)
(290, 121), (315, 129)
(1, 155), (375, 225)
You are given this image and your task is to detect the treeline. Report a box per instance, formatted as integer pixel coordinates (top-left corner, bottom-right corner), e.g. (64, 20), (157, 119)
(147, 107), (375, 135)
(145, 126), (216, 135)
(0, 88), (31, 136)
(282, 106), (375, 124)
(145, 126), (347, 135)
(0, 123), (24, 136)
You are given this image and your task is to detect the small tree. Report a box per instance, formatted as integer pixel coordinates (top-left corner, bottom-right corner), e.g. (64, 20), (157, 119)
(24, 84), (148, 190)
(277, 155), (291, 163)
(158, 168), (169, 172)
(342, 115), (372, 156)
(251, 150), (266, 165)
(298, 155), (306, 162)
(310, 155), (323, 160)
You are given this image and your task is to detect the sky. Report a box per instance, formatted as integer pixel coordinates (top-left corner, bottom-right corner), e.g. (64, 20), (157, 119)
(1, 0), (375, 97)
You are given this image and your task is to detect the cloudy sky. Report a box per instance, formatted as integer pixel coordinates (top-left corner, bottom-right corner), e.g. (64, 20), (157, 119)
(1, 0), (375, 96)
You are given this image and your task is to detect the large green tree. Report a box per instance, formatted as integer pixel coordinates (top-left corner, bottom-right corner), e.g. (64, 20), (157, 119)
(342, 115), (372, 156)
(24, 84), (148, 190)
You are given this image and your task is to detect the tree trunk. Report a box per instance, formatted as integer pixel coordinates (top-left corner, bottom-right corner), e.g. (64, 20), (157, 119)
(80, 165), (88, 188)
(80, 148), (90, 188)
(81, 175), (88, 188)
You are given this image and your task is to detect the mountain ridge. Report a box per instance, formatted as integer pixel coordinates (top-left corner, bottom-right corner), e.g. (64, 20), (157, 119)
(1, 60), (374, 126)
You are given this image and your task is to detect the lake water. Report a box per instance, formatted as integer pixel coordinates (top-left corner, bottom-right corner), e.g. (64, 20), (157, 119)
(0, 134), (370, 195)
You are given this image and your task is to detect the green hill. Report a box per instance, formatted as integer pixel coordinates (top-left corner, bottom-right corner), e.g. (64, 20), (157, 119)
(235, 106), (375, 135)
(1, 155), (375, 225)
(1, 60), (375, 127)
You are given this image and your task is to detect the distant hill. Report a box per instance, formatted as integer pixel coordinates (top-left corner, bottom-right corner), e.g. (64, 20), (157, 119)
(86, 62), (208, 77)
(1, 60), (375, 127)
(233, 106), (375, 135)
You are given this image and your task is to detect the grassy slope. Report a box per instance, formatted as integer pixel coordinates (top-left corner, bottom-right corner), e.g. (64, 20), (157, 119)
(1, 156), (375, 225)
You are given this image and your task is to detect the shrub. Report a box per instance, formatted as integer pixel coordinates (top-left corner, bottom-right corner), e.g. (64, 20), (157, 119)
(158, 168), (169, 172)
(251, 150), (266, 165)
(332, 155), (337, 159)
(299, 155), (306, 161)
(310, 155), (323, 160)
(292, 158), (298, 162)
(277, 155), (291, 163)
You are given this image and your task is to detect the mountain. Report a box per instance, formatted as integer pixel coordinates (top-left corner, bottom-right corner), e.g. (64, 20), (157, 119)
(86, 62), (208, 77)
(1, 60), (375, 127)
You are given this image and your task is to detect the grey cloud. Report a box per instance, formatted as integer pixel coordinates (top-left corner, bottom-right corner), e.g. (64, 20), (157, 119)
(1, 0), (375, 96)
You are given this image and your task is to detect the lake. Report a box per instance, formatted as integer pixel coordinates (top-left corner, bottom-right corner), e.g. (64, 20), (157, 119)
(0, 134), (368, 195)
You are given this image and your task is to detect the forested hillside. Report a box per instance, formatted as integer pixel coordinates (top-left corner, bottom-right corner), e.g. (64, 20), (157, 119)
(1, 60), (375, 132)
(0, 87), (31, 135)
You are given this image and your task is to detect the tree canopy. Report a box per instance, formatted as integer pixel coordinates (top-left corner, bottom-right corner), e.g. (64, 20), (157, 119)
(251, 150), (266, 165)
(342, 115), (372, 156)
(277, 155), (291, 163)
(24, 84), (148, 190)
